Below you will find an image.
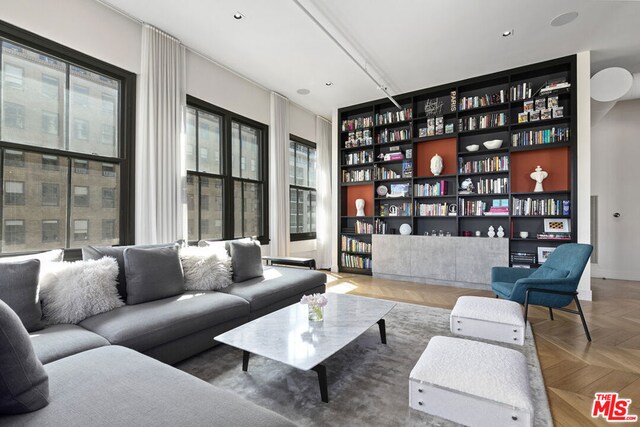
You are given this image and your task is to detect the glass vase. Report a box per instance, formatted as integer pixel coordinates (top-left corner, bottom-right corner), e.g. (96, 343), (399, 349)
(308, 305), (324, 322)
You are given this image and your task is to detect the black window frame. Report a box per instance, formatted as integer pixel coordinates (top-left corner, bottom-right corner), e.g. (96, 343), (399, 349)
(0, 20), (136, 258)
(289, 134), (317, 241)
(186, 95), (269, 245)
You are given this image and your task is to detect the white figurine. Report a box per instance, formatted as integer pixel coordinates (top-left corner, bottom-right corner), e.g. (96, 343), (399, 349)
(497, 226), (505, 238)
(530, 165), (548, 193)
(488, 225), (496, 238)
(430, 154), (443, 176)
(355, 198), (365, 217)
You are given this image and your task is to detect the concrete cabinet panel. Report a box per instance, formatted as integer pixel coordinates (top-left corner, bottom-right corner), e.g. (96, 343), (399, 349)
(372, 235), (410, 276)
(456, 238), (509, 284)
(411, 236), (456, 281)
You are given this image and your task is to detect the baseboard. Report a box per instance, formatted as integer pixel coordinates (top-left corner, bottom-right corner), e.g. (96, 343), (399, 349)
(591, 265), (640, 281)
(577, 288), (592, 301)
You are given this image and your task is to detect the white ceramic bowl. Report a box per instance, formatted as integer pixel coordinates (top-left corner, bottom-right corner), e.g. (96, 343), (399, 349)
(519, 231), (529, 239)
(483, 139), (504, 150)
(465, 144), (480, 152)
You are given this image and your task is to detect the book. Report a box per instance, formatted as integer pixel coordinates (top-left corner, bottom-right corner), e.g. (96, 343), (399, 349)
(547, 95), (558, 109)
(445, 123), (454, 134)
(523, 100), (534, 112)
(418, 127), (427, 137)
(427, 118), (435, 136)
(402, 160), (413, 177)
(540, 108), (552, 120)
(529, 110), (540, 121)
(518, 112), (528, 123)
(535, 98), (546, 110)
(553, 106), (564, 118)
(435, 117), (444, 135)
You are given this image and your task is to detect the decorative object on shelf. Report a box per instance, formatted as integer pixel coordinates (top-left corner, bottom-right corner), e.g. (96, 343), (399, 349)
(389, 205), (399, 216)
(399, 223), (412, 235)
(390, 183), (410, 197)
(406, 149), (412, 159)
(376, 185), (388, 197)
(497, 226), (505, 238)
(448, 204), (458, 216)
(418, 127), (427, 138)
(475, 230), (481, 237)
(445, 123), (455, 134)
(519, 231), (529, 239)
(544, 218), (571, 233)
(300, 293), (328, 322)
(450, 90), (457, 111)
(483, 139), (504, 150)
(377, 153), (385, 160)
(488, 226), (496, 238)
(553, 106), (564, 118)
(518, 112), (528, 123)
(463, 231), (472, 237)
(459, 178), (475, 194)
(537, 246), (556, 264)
(355, 199), (365, 217)
(424, 98), (444, 117)
(430, 154), (443, 176)
(530, 165), (548, 192)
(465, 144), (480, 152)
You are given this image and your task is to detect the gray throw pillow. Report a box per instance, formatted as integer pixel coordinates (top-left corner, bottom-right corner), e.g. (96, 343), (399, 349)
(123, 246), (184, 305)
(229, 240), (263, 282)
(0, 299), (49, 414)
(0, 260), (43, 332)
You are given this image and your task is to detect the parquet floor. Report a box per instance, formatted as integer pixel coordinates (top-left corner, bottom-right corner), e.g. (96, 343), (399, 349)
(325, 273), (640, 426)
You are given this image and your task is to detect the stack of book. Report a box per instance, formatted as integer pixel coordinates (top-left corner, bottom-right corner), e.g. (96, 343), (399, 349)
(510, 252), (537, 268)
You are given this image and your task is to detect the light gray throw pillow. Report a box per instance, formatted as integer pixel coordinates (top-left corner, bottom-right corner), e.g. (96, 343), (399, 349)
(179, 246), (232, 291)
(123, 246), (184, 305)
(228, 240), (263, 282)
(0, 260), (43, 332)
(0, 299), (49, 414)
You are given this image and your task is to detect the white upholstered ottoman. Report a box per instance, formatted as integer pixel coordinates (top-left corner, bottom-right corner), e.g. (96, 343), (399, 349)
(451, 296), (526, 345)
(410, 336), (534, 427)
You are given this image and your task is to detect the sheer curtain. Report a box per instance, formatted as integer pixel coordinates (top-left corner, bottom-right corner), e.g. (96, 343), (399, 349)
(135, 25), (187, 244)
(315, 116), (332, 269)
(269, 92), (290, 256)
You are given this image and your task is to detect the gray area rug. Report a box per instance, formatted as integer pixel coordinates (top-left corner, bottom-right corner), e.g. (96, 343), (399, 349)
(177, 300), (552, 426)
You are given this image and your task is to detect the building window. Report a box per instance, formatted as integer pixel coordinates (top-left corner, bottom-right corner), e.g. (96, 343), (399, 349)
(185, 97), (267, 243)
(73, 219), (88, 241)
(102, 219), (115, 240)
(42, 155), (59, 171)
(42, 183), (60, 206)
(4, 181), (25, 205)
(289, 136), (317, 240)
(102, 187), (115, 208)
(4, 220), (25, 245)
(73, 185), (89, 207)
(42, 220), (60, 243)
(3, 63), (23, 88)
(0, 28), (134, 254)
(3, 102), (25, 129)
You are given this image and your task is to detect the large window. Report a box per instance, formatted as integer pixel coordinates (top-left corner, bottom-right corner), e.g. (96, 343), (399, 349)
(185, 96), (268, 243)
(0, 24), (134, 254)
(289, 136), (317, 240)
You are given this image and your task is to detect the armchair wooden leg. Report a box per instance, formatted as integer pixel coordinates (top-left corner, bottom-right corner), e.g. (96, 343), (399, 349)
(574, 296), (592, 342)
(548, 307), (554, 320)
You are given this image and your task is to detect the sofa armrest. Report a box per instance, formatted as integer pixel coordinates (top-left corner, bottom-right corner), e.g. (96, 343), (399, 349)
(491, 266), (535, 283)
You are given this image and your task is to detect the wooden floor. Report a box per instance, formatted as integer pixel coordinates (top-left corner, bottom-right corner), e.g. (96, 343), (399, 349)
(325, 273), (640, 426)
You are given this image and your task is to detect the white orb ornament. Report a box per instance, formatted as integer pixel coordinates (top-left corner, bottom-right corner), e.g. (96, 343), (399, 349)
(399, 223), (412, 235)
(355, 198), (365, 217)
(530, 165), (548, 193)
(430, 153), (443, 176)
(497, 226), (505, 238)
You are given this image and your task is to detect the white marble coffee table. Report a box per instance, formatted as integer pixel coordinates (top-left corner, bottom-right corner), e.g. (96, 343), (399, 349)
(214, 293), (396, 402)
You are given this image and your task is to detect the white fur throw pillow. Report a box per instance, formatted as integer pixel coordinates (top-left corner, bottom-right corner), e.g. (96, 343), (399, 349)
(179, 245), (232, 291)
(39, 257), (124, 324)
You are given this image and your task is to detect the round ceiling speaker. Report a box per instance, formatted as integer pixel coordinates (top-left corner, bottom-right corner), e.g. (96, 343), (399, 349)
(591, 67), (633, 102)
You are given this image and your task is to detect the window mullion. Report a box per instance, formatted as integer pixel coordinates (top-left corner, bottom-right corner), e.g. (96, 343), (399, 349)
(64, 63), (70, 151)
(65, 156), (72, 249)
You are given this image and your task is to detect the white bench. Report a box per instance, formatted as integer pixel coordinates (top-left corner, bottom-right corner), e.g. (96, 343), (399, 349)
(410, 336), (534, 427)
(451, 296), (526, 345)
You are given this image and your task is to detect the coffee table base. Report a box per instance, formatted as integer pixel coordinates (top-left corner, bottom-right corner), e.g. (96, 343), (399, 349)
(240, 319), (388, 403)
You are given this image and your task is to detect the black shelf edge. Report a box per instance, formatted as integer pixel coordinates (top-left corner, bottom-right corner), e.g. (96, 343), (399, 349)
(340, 126), (373, 134)
(374, 159), (407, 165)
(414, 174), (457, 180)
(413, 134), (457, 143)
(340, 216), (374, 219)
(459, 193), (509, 198)
(375, 196), (412, 200)
(458, 215), (509, 218)
(374, 177), (413, 182)
(510, 142), (571, 152)
(413, 111), (457, 121)
(511, 191), (570, 196)
(510, 215), (571, 218)
(374, 215), (412, 219)
(457, 102), (510, 115)
(340, 233), (373, 236)
(339, 267), (372, 275)
(340, 250), (372, 256)
(458, 125), (510, 136)
(376, 139), (413, 146)
(414, 216), (457, 219)
(375, 119), (412, 129)
(458, 147), (509, 156)
(341, 145), (374, 152)
(413, 195), (457, 199)
(341, 162), (374, 168)
(510, 117), (570, 130)
(341, 181), (374, 186)
(458, 170), (509, 177)
(510, 238), (572, 242)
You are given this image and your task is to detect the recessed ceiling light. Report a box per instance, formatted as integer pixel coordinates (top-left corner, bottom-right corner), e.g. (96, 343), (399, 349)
(325, 82), (333, 86)
(233, 12), (244, 20)
(502, 30), (513, 37)
(551, 11), (578, 27)
(296, 88), (310, 95)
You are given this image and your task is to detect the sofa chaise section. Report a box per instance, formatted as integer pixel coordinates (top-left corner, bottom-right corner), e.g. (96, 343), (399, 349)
(80, 291), (250, 364)
(29, 324), (110, 365)
(0, 345), (295, 427)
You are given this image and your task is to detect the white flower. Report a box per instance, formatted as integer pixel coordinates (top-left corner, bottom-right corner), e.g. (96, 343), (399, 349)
(300, 293), (328, 308)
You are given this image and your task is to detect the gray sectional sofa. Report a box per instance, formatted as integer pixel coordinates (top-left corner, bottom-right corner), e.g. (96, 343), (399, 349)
(0, 240), (326, 425)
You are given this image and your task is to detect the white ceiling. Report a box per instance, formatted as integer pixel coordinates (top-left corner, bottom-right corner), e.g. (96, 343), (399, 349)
(100, 0), (640, 118)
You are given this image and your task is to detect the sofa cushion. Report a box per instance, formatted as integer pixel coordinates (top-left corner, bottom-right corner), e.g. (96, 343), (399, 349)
(0, 345), (295, 426)
(229, 239), (263, 282)
(29, 324), (110, 365)
(39, 258), (124, 324)
(79, 291), (249, 353)
(82, 243), (176, 300)
(0, 259), (43, 332)
(123, 246), (184, 305)
(218, 266), (326, 313)
(179, 245), (232, 291)
(0, 250), (63, 265)
(0, 300), (49, 414)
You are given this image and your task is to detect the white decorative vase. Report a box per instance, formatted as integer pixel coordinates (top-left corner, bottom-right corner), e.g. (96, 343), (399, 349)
(399, 223), (412, 235)
(355, 198), (365, 216)
(497, 226), (505, 238)
(487, 226), (496, 238)
(530, 165), (548, 193)
(430, 154), (443, 176)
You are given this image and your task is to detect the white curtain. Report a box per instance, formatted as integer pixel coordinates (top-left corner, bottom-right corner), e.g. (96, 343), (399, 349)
(269, 92), (290, 256)
(135, 25), (187, 244)
(315, 116), (332, 269)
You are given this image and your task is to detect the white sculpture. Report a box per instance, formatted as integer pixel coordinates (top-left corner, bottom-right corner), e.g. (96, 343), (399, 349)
(488, 226), (496, 238)
(355, 198), (365, 217)
(530, 165), (548, 193)
(399, 223), (412, 235)
(497, 226), (505, 238)
(430, 153), (443, 176)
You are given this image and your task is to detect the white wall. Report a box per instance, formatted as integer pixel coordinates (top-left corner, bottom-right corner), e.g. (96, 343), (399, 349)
(591, 99), (640, 281)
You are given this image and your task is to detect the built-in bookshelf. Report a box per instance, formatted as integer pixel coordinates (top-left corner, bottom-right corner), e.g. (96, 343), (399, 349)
(338, 56), (577, 274)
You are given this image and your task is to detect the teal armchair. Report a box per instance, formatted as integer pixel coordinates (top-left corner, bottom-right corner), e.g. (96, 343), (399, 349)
(492, 243), (593, 341)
